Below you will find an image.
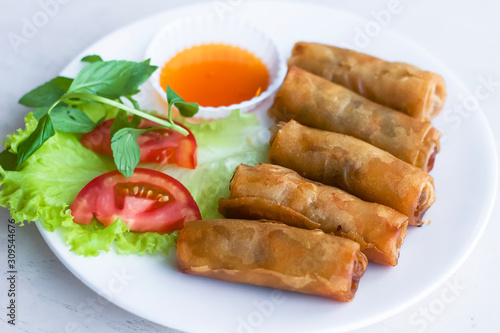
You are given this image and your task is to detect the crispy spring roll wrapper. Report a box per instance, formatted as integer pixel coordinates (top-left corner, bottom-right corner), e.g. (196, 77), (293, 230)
(219, 164), (408, 266)
(269, 67), (441, 172)
(177, 219), (367, 302)
(288, 42), (447, 121)
(269, 120), (436, 226)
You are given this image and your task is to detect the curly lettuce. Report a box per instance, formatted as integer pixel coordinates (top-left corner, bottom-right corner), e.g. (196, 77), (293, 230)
(0, 108), (268, 256)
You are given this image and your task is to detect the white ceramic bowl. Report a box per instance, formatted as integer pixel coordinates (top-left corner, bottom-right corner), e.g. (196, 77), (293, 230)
(145, 15), (287, 119)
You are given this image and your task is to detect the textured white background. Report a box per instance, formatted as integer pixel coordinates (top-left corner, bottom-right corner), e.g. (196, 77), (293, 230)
(0, 0), (499, 332)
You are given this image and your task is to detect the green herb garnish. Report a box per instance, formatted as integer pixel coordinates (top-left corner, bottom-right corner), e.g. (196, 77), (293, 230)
(16, 113), (55, 165)
(34, 105), (96, 133)
(166, 85), (200, 118)
(0, 55), (199, 177)
(81, 55), (103, 63)
(18, 76), (73, 108)
(109, 86), (198, 177)
(110, 110), (142, 138)
(111, 127), (149, 178)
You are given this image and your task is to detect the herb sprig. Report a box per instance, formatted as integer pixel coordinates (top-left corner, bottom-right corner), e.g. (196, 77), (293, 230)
(0, 56), (199, 177)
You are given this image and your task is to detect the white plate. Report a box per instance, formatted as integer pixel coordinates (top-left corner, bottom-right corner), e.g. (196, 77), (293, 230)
(35, 1), (498, 333)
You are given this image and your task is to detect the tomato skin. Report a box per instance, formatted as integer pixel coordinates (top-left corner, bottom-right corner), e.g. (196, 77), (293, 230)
(81, 117), (197, 169)
(70, 168), (201, 234)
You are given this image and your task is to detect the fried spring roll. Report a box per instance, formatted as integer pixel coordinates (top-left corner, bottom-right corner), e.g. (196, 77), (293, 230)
(269, 120), (435, 226)
(219, 164), (408, 266)
(177, 219), (367, 302)
(288, 42), (447, 121)
(269, 67), (441, 172)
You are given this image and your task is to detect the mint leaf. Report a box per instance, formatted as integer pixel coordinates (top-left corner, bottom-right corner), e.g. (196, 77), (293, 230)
(33, 105), (95, 133)
(12, 60), (194, 170)
(166, 85), (199, 117)
(68, 60), (157, 99)
(166, 85), (184, 104)
(33, 107), (49, 121)
(33, 104), (68, 120)
(110, 110), (141, 138)
(111, 127), (147, 178)
(0, 150), (18, 171)
(110, 110), (129, 138)
(81, 55), (103, 63)
(17, 114), (55, 166)
(51, 107), (96, 133)
(130, 115), (142, 128)
(19, 77), (73, 107)
(173, 101), (199, 117)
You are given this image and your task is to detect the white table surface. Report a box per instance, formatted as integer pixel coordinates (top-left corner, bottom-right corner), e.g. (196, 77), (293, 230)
(1, 0), (499, 332)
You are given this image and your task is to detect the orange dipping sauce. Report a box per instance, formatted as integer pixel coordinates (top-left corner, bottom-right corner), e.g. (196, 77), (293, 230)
(159, 43), (269, 107)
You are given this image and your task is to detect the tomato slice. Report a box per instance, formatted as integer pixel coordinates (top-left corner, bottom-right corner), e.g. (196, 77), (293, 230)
(70, 168), (201, 233)
(81, 117), (197, 169)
